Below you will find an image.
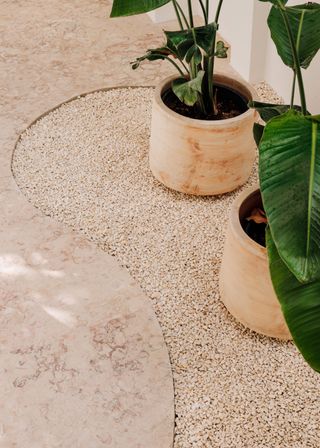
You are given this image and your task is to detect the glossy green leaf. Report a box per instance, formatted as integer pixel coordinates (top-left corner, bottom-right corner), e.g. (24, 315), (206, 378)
(267, 228), (320, 373)
(215, 40), (228, 58)
(253, 123), (265, 146)
(257, 0), (288, 5)
(195, 22), (218, 56)
(268, 3), (320, 69)
(250, 102), (304, 146)
(185, 45), (202, 65)
(176, 39), (194, 59)
(111, 0), (171, 17)
(172, 71), (205, 106)
(131, 48), (171, 70)
(259, 110), (320, 283)
(249, 101), (304, 122)
(165, 22), (217, 57)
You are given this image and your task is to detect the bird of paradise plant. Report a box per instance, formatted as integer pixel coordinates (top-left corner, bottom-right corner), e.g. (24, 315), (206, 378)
(110, 0), (228, 116)
(251, 0), (320, 372)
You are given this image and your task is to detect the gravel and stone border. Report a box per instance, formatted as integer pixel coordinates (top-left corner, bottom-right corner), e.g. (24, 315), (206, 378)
(12, 85), (320, 448)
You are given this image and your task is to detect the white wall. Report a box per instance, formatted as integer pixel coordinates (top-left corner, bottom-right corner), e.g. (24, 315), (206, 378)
(149, 0), (320, 113)
(211, 0), (256, 81)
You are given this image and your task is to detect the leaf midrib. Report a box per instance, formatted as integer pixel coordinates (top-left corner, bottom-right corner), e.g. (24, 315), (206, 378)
(306, 121), (318, 265)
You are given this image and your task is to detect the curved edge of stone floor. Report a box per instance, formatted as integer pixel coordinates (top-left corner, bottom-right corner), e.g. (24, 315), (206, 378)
(1, 88), (174, 447)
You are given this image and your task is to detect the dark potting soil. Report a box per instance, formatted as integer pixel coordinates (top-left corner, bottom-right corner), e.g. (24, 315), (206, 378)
(242, 208), (267, 248)
(162, 84), (248, 120)
(243, 220), (267, 247)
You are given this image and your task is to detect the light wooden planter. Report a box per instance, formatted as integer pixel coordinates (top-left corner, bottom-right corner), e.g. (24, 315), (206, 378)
(149, 73), (257, 196)
(219, 186), (291, 340)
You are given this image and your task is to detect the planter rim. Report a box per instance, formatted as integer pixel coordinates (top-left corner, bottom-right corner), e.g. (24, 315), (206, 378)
(229, 185), (267, 260)
(155, 72), (257, 127)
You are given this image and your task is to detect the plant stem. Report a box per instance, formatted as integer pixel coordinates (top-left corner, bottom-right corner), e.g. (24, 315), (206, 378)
(202, 0), (224, 114)
(206, 0), (209, 19)
(215, 0), (224, 22)
(187, 0), (194, 28)
(278, 1), (307, 115)
(290, 9), (305, 109)
(290, 72), (296, 108)
(190, 24), (199, 79)
(180, 59), (190, 75)
(198, 0), (208, 24)
(175, 1), (190, 29)
(207, 57), (214, 109)
(160, 55), (188, 77)
(172, 0), (184, 30)
(206, 19), (218, 114)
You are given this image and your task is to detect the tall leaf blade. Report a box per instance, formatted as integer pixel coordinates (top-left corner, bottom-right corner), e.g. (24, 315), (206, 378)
(249, 100), (305, 123)
(165, 23), (217, 56)
(258, 0), (288, 4)
(259, 110), (320, 283)
(268, 3), (320, 69)
(267, 228), (320, 373)
(111, 0), (171, 17)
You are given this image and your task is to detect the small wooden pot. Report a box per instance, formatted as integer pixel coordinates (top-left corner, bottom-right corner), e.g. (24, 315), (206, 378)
(149, 73), (257, 196)
(219, 186), (291, 340)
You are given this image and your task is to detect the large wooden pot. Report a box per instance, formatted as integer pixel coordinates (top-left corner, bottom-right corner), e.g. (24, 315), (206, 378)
(149, 73), (257, 195)
(219, 186), (291, 340)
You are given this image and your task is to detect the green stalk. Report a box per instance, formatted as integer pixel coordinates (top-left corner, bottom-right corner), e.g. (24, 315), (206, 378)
(206, 18), (219, 114)
(290, 9), (305, 109)
(190, 27), (198, 80)
(215, 0), (224, 22)
(159, 54), (188, 77)
(278, 1), (307, 115)
(172, 0), (184, 30)
(187, 0), (194, 28)
(180, 59), (190, 75)
(290, 72), (296, 108)
(206, 0), (209, 19)
(175, 1), (190, 29)
(198, 0), (208, 24)
(207, 39), (216, 112)
(203, 0), (224, 114)
(189, 25), (206, 114)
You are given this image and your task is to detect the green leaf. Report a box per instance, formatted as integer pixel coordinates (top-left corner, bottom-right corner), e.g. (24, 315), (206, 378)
(259, 109), (320, 283)
(249, 101), (306, 122)
(111, 0), (171, 17)
(172, 71), (205, 107)
(130, 48), (170, 69)
(268, 3), (320, 69)
(267, 228), (320, 373)
(250, 102), (305, 146)
(185, 45), (202, 65)
(176, 39), (194, 59)
(194, 22), (218, 56)
(253, 123), (265, 146)
(215, 40), (228, 58)
(258, 0), (288, 5)
(165, 22), (217, 57)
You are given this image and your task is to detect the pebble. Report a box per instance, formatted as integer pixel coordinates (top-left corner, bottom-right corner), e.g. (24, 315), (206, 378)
(13, 84), (320, 448)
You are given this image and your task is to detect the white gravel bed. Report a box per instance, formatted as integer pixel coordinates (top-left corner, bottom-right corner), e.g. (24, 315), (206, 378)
(13, 86), (319, 448)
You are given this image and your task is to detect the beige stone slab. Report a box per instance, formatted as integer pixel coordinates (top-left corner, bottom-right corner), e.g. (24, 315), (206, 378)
(0, 193), (173, 447)
(0, 1), (175, 446)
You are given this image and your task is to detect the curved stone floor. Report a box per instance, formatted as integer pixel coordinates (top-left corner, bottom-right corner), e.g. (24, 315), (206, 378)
(0, 1), (176, 446)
